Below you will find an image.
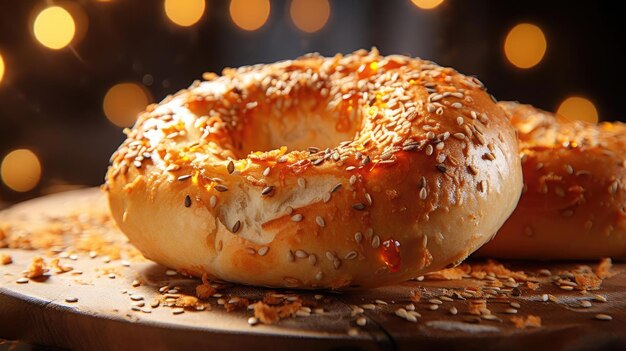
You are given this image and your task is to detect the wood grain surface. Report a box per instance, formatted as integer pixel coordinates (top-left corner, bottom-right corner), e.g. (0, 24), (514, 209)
(0, 189), (624, 351)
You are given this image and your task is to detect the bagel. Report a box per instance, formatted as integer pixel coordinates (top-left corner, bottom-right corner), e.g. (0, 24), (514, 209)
(105, 49), (523, 288)
(477, 102), (626, 259)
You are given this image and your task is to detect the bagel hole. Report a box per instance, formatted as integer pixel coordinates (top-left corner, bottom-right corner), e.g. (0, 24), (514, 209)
(233, 103), (362, 158)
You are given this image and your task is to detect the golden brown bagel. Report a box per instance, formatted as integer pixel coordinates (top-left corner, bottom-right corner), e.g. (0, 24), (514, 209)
(477, 102), (626, 259)
(105, 49), (522, 288)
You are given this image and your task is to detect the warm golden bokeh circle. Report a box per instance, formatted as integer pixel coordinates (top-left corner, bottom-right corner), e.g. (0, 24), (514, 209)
(1, 149), (42, 192)
(504, 23), (547, 69)
(33, 6), (76, 50)
(411, 0), (445, 10)
(290, 0), (330, 33)
(0, 53), (5, 84)
(229, 0), (270, 31)
(557, 96), (599, 123)
(103, 83), (152, 127)
(164, 0), (206, 27)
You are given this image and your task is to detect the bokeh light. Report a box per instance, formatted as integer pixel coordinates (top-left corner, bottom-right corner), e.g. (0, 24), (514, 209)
(33, 6), (76, 50)
(229, 0), (270, 31)
(504, 23), (547, 69)
(411, 0), (445, 10)
(1, 149), (42, 192)
(556, 96), (598, 123)
(103, 83), (152, 127)
(0, 52), (4, 84)
(290, 0), (330, 33)
(164, 0), (206, 27)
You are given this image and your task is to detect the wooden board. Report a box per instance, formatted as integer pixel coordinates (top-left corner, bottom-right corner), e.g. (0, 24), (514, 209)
(0, 189), (625, 351)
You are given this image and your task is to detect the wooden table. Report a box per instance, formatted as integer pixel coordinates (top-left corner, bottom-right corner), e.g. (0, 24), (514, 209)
(0, 189), (624, 350)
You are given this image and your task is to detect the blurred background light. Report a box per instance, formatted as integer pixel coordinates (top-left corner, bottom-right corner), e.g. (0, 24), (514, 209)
(289, 0), (330, 33)
(103, 83), (152, 127)
(0, 52), (4, 84)
(411, 0), (445, 10)
(556, 96), (598, 123)
(33, 6), (76, 50)
(164, 0), (206, 27)
(1, 149), (42, 192)
(504, 23), (547, 69)
(229, 0), (270, 31)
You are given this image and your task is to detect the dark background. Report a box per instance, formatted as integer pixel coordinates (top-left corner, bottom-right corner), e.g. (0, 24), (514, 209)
(0, 0), (624, 205)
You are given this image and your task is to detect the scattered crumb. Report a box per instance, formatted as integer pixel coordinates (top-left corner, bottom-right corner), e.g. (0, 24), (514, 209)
(526, 281), (539, 291)
(425, 266), (467, 280)
(175, 295), (199, 308)
(25, 256), (47, 278)
(50, 258), (73, 274)
(253, 301), (302, 324)
(595, 258), (614, 279)
(467, 300), (489, 316)
(409, 289), (421, 303)
(196, 273), (217, 299)
(1, 254), (12, 265)
(574, 274), (602, 291)
(510, 315), (542, 329)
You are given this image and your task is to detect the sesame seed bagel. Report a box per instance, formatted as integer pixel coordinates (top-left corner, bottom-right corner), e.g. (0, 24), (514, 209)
(105, 49), (522, 288)
(477, 102), (626, 259)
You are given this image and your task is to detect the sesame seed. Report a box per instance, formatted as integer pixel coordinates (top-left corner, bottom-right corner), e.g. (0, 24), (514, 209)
(263, 167), (271, 176)
(595, 314), (613, 321)
(449, 307), (458, 315)
(333, 259), (342, 270)
(248, 317), (259, 326)
(429, 304), (439, 311)
(130, 294), (144, 301)
(165, 269), (177, 276)
(345, 251), (358, 260)
(172, 308), (185, 315)
(297, 178), (306, 188)
(315, 271), (323, 280)
(580, 300), (592, 308)
(258, 246), (269, 256)
(510, 302), (521, 309)
(291, 214), (303, 222)
(231, 220), (241, 233)
(227, 161), (235, 174)
(429, 298), (443, 305)
(261, 186), (275, 196)
(322, 193), (331, 203)
(356, 317), (367, 326)
(177, 174), (192, 181)
(287, 250), (295, 262)
(504, 308), (518, 314)
(315, 216), (325, 227)
(451, 102), (463, 109)
(456, 116), (464, 126)
(325, 251), (336, 261)
(425, 144), (434, 156)
(209, 195), (217, 208)
(354, 232), (363, 243)
(309, 254), (317, 266)
(214, 184), (229, 192)
(16, 278), (29, 284)
(436, 164), (447, 173)
(594, 295), (607, 303)
(365, 193), (373, 205)
(295, 250), (309, 259)
(331, 183), (342, 193)
(65, 297), (78, 303)
(352, 203), (366, 211)
(184, 195), (192, 208)
(371, 235), (380, 249)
